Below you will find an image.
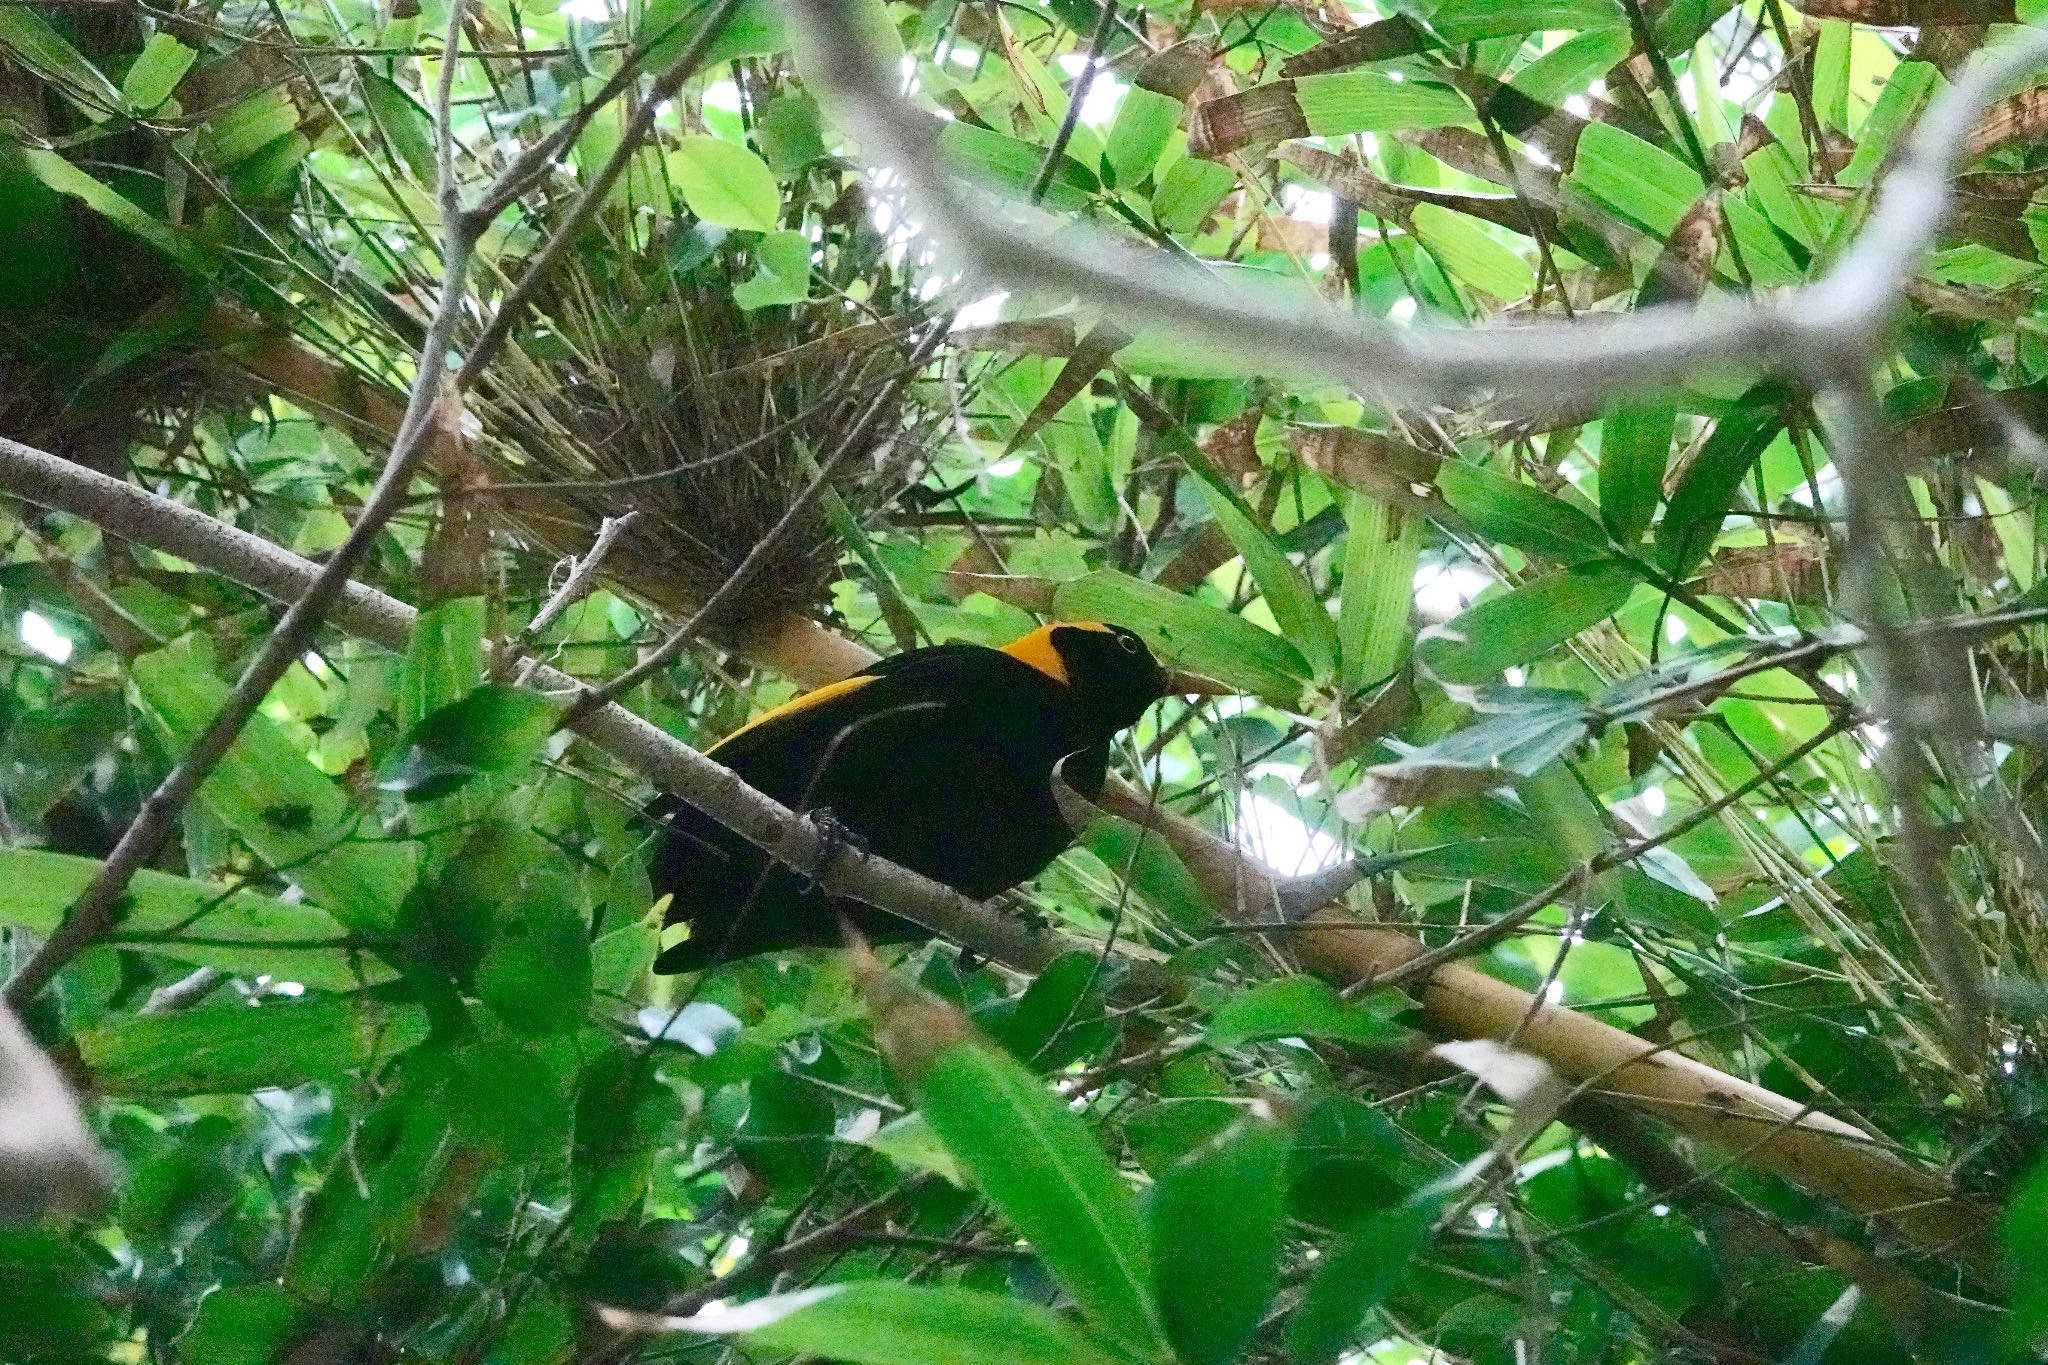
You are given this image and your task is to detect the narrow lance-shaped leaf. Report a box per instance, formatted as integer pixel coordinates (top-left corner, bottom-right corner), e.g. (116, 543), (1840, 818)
(1147, 1116), (1292, 1365)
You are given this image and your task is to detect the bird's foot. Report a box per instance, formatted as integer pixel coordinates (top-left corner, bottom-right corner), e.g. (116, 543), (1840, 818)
(800, 808), (868, 892)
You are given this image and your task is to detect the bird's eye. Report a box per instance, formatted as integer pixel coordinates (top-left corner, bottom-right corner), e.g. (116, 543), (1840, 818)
(1117, 634), (1142, 654)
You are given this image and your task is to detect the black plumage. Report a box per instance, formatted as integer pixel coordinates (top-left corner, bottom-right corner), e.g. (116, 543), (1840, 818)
(652, 622), (1168, 971)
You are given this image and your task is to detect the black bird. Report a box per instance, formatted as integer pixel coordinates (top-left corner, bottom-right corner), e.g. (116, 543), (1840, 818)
(651, 621), (1170, 970)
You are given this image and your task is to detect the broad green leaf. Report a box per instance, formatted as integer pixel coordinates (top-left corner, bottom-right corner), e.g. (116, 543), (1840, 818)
(756, 92), (826, 176)
(361, 72), (436, 185)
(1152, 156), (1235, 233)
(1427, 0), (1624, 42)
(383, 685), (559, 802)
(179, 1286), (300, 1365)
(918, 1043), (1166, 1354)
(1053, 570), (1309, 705)
(1104, 86), (1184, 187)
(0, 849), (385, 989)
(1338, 494), (1420, 693)
(78, 996), (428, 1097)
(734, 228), (812, 309)
(1291, 70), (1469, 135)
(1436, 460), (1608, 562)
(1147, 1118), (1291, 1365)
(1511, 27), (1632, 105)
(1656, 403), (1782, 578)
(667, 135), (781, 231)
(121, 32), (196, 111)
(1206, 976), (1404, 1051)
(15, 150), (209, 274)
(1598, 401), (1675, 545)
(1410, 204), (1535, 302)
(1360, 687), (1595, 804)
(200, 87), (302, 167)
(399, 595), (485, 732)
(674, 1282), (1131, 1365)
(1839, 61), (1941, 187)
(1188, 463), (1339, 680)
(1416, 562), (1637, 686)
(1288, 1195), (1444, 1363)
(1569, 122), (1702, 237)
(131, 638), (416, 930)
(938, 120), (1096, 210)
(642, 0), (787, 67)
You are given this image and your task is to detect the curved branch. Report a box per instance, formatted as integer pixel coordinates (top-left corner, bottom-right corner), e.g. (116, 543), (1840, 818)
(785, 2), (2048, 405)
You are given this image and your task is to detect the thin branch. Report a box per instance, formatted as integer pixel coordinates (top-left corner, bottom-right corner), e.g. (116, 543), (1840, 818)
(785, 4), (2048, 405)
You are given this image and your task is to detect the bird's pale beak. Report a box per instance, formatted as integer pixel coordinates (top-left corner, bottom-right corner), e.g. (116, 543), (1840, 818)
(1167, 668), (1233, 698)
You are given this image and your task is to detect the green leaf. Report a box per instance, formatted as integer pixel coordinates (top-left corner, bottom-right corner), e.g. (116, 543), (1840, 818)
(1655, 403), (1782, 579)
(1598, 400), (1675, 545)
(1338, 494), (1421, 693)
(1409, 204), (1535, 302)
(1052, 570), (1309, 706)
(677, 1282), (1132, 1365)
(361, 72), (436, 185)
(383, 685), (559, 803)
(77, 996), (428, 1097)
(0, 9), (128, 119)
(399, 595), (486, 732)
(1152, 156), (1235, 233)
(918, 1043), (1166, 1354)
(938, 120), (1097, 210)
(1147, 1118), (1291, 1365)
(1415, 562), (1637, 686)
(0, 848), (385, 989)
(733, 227), (812, 309)
(131, 638), (417, 930)
(642, 0), (787, 68)
(179, 1286), (300, 1365)
(1293, 71), (1471, 136)
(667, 135), (781, 231)
(1206, 976), (1404, 1051)
(1287, 1195), (1444, 1363)
(15, 149), (208, 274)
(1360, 687), (1595, 802)
(1426, 0), (1624, 42)
(1104, 85), (1184, 187)
(1569, 122), (1702, 237)
(756, 92), (827, 176)
(121, 32), (196, 111)
(1188, 463), (1339, 680)
(1436, 460), (1608, 562)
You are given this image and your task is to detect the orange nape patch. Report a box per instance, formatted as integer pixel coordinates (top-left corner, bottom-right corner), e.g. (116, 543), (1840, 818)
(707, 672), (880, 755)
(999, 621), (1113, 686)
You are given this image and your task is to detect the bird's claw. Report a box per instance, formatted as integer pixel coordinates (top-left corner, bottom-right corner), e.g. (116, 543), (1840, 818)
(801, 808), (867, 892)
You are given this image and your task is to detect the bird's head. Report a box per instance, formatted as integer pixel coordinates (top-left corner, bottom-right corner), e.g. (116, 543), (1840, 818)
(1001, 621), (1184, 739)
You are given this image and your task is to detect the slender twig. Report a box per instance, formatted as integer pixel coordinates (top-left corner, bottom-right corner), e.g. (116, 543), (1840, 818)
(1028, 1), (1117, 205)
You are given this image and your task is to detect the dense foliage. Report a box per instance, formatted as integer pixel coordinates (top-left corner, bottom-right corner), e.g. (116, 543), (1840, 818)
(5, 0), (2048, 1361)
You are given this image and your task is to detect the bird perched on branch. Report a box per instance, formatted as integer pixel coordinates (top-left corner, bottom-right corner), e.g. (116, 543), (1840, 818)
(652, 621), (1174, 971)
